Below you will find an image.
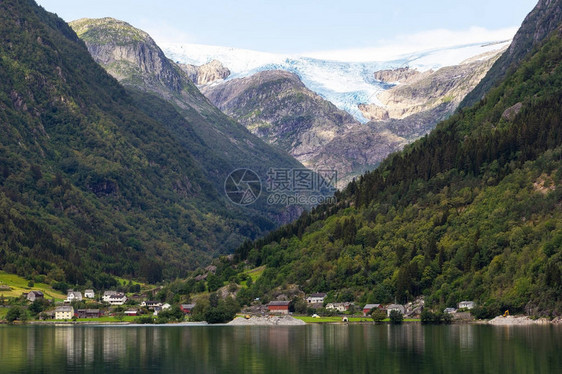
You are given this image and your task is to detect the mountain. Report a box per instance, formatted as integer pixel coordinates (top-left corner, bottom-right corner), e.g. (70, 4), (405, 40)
(0, 0), (297, 287)
(69, 17), (307, 223)
(200, 49), (504, 184)
(460, 0), (562, 108)
(163, 41), (511, 123)
(201, 70), (360, 166)
(215, 18), (562, 314)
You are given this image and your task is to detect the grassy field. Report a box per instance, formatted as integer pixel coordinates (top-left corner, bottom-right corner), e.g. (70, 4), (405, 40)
(0, 271), (67, 301)
(74, 316), (139, 322)
(240, 266), (266, 287)
(294, 316), (420, 323)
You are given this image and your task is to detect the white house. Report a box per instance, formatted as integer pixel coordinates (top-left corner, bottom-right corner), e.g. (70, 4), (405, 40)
(326, 302), (353, 312)
(102, 291), (118, 302)
(306, 293), (327, 304)
(141, 301), (163, 309)
(107, 293), (127, 305)
(386, 304), (406, 316)
(162, 303), (171, 310)
(26, 291), (44, 302)
(84, 289), (95, 299)
(444, 308), (457, 314)
(458, 301), (476, 310)
(66, 291), (82, 302)
(55, 306), (74, 320)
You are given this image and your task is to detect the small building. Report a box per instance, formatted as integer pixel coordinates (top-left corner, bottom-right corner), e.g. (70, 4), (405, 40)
(84, 289), (95, 299)
(306, 293), (327, 305)
(27, 291), (44, 302)
(267, 301), (291, 314)
(55, 306), (74, 320)
(180, 304), (196, 314)
(458, 301), (475, 310)
(141, 301), (162, 309)
(75, 309), (101, 318)
(107, 293), (127, 305)
(162, 303), (171, 310)
(386, 304), (406, 316)
(362, 304), (382, 316)
(153, 306), (163, 316)
(124, 310), (139, 316)
(444, 308), (457, 314)
(102, 291), (118, 302)
(66, 291), (82, 302)
(326, 302), (354, 312)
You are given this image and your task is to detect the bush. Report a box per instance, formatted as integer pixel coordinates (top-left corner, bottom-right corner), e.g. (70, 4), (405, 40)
(135, 315), (154, 324)
(6, 306), (28, 324)
(421, 310), (453, 324)
(371, 309), (387, 322)
(389, 310), (403, 324)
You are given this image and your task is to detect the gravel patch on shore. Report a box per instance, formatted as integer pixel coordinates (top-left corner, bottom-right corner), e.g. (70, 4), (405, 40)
(487, 316), (551, 325)
(228, 315), (306, 326)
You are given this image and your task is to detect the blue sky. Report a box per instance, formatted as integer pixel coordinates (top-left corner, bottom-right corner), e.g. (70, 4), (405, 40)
(36, 0), (538, 54)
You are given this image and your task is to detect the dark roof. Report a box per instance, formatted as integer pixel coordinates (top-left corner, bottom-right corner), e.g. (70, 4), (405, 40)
(363, 304), (381, 310)
(308, 293), (327, 298)
(268, 301), (291, 306)
(77, 309), (100, 313)
(109, 293), (125, 299)
(30, 291), (44, 296)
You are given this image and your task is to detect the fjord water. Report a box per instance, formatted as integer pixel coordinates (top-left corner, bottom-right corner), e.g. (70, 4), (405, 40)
(0, 324), (560, 373)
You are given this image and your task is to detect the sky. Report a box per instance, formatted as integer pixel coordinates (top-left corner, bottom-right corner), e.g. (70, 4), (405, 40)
(35, 0), (538, 55)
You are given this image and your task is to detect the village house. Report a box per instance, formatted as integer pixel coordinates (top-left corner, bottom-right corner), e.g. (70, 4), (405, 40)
(326, 302), (354, 313)
(180, 303), (196, 314)
(26, 290), (44, 302)
(306, 293), (327, 305)
(75, 309), (101, 318)
(141, 301), (162, 309)
(444, 308), (457, 314)
(66, 291), (82, 302)
(267, 301), (291, 314)
(84, 289), (95, 299)
(102, 291), (118, 302)
(153, 306), (163, 316)
(124, 310), (139, 316)
(107, 293), (127, 305)
(458, 301), (476, 310)
(362, 304), (382, 316)
(386, 304), (406, 316)
(55, 306), (74, 320)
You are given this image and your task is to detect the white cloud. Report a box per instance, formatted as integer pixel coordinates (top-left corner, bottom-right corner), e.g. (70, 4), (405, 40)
(302, 26), (517, 62)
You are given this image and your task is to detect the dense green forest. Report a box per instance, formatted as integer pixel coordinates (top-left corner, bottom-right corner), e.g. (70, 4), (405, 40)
(221, 26), (562, 315)
(0, 0), (285, 287)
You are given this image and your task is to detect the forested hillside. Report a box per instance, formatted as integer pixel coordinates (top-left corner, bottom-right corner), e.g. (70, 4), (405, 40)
(0, 0), (285, 287)
(226, 25), (562, 315)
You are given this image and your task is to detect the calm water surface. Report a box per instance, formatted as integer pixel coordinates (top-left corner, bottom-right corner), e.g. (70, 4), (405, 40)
(0, 324), (560, 373)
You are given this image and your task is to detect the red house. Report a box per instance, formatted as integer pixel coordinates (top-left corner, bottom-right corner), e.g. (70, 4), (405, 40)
(362, 304), (382, 316)
(180, 303), (196, 314)
(267, 301), (290, 314)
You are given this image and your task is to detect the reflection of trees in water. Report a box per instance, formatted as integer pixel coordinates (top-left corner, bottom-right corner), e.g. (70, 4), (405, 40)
(1, 325), (561, 373)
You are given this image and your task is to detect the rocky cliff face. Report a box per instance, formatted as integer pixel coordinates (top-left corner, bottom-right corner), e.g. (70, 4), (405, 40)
(179, 59), (230, 85)
(201, 70), (360, 165)
(360, 49), (503, 121)
(460, 0), (562, 108)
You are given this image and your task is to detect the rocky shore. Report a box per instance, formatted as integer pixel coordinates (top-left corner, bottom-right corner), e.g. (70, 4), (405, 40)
(486, 316), (562, 325)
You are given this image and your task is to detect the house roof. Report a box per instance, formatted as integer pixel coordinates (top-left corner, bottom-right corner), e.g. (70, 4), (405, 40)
(29, 291), (44, 296)
(68, 291), (82, 297)
(386, 304), (405, 311)
(307, 293), (327, 298)
(109, 293), (126, 299)
(77, 309), (100, 313)
(55, 306), (74, 312)
(181, 304), (196, 309)
(268, 301), (291, 306)
(103, 290), (117, 296)
(363, 304), (381, 310)
(85, 289), (94, 293)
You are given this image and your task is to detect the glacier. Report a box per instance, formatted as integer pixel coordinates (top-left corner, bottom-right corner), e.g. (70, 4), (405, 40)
(162, 41), (511, 123)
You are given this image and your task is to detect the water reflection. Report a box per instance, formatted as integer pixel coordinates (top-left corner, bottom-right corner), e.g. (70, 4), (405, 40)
(0, 324), (560, 373)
